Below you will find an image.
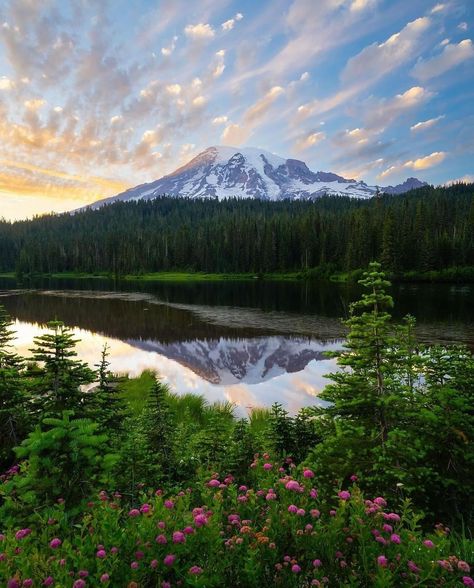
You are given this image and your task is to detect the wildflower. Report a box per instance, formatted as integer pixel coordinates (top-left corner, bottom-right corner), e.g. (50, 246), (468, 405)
(8, 580), (20, 588)
(374, 497), (387, 507)
(377, 555), (388, 567)
(310, 509), (321, 518)
(285, 480), (302, 491)
(296, 508), (306, 516)
(96, 549), (106, 558)
(305, 524), (313, 532)
(313, 559), (322, 568)
(23, 581), (33, 588)
(238, 485), (247, 492)
(128, 509), (140, 517)
(288, 504), (298, 514)
(303, 469), (315, 478)
(157, 521), (166, 529)
(382, 524), (392, 533)
(59, 559), (66, 566)
(78, 571), (89, 578)
(183, 526), (194, 534)
(100, 574), (110, 583)
(390, 534), (401, 544)
(164, 500), (174, 509)
(189, 566), (203, 575)
(15, 528), (32, 540)
(207, 479), (220, 488)
(423, 539), (435, 548)
(407, 561), (420, 574)
(263, 463), (272, 470)
(131, 561), (139, 569)
(140, 503), (151, 514)
(73, 582), (86, 588)
(462, 577), (474, 587)
(266, 491), (277, 500)
(238, 495), (248, 502)
(43, 579), (54, 587)
(292, 564), (301, 573)
(49, 538), (62, 549)
(459, 562), (471, 573)
(240, 526), (252, 534)
(338, 490), (350, 501)
(329, 510), (337, 516)
(111, 547), (119, 554)
(162, 583), (171, 588)
(173, 531), (186, 544)
(194, 514), (208, 527)
(135, 551), (145, 560)
(350, 474), (358, 482)
(164, 554), (176, 566)
(310, 488), (318, 498)
(376, 536), (387, 545)
(150, 560), (158, 569)
(385, 513), (400, 522)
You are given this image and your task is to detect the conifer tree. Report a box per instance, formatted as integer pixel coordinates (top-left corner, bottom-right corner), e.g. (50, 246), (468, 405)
(0, 305), (27, 466)
(30, 321), (95, 417)
(90, 343), (125, 433)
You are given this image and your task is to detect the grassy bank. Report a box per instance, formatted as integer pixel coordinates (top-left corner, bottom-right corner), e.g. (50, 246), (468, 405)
(3, 266), (474, 283)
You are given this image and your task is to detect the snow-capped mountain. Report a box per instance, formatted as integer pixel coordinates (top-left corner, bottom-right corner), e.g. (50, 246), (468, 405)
(88, 146), (428, 208)
(382, 177), (428, 195)
(127, 336), (340, 385)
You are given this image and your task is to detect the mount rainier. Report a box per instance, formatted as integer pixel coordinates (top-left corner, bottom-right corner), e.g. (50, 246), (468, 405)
(88, 146), (428, 208)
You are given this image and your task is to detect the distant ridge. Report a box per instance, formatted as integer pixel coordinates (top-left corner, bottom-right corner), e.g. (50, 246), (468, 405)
(86, 146), (428, 209)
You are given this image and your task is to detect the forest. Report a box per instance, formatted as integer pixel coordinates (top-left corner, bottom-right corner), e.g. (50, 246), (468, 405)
(0, 183), (473, 278)
(0, 265), (473, 586)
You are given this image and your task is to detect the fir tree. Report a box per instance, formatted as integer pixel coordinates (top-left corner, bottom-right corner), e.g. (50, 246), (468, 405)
(30, 321), (95, 417)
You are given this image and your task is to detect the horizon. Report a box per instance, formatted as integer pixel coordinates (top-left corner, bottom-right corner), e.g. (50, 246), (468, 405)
(0, 0), (473, 220)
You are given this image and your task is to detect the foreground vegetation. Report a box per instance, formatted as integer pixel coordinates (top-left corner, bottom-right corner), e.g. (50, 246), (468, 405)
(0, 264), (472, 586)
(0, 184), (473, 278)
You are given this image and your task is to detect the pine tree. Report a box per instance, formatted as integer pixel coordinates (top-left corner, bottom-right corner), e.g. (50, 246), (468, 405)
(90, 343), (125, 432)
(0, 306), (27, 466)
(30, 321), (95, 417)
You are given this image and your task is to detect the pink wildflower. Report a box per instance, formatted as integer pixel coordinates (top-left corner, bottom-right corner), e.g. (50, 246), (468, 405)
(15, 528), (32, 540)
(374, 497), (387, 507)
(462, 578), (474, 587)
(390, 534), (401, 544)
(172, 531), (186, 544)
(263, 463), (272, 470)
(310, 488), (318, 498)
(207, 479), (220, 488)
(313, 559), (322, 568)
(96, 549), (106, 558)
(377, 555), (388, 567)
(156, 534), (167, 544)
(183, 526), (194, 534)
(23, 581), (33, 588)
(164, 499), (174, 509)
(164, 554), (176, 567)
(310, 509), (321, 518)
(329, 510), (337, 516)
(423, 539), (435, 548)
(285, 480), (302, 492)
(100, 574), (110, 583)
(128, 509), (140, 517)
(43, 579), (54, 587)
(49, 538), (61, 549)
(194, 514), (208, 527)
(73, 582), (86, 588)
(408, 561), (420, 574)
(292, 564), (301, 573)
(350, 474), (358, 482)
(150, 559), (158, 569)
(459, 562), (471, 573)
(338, 490), (351, 501)
(140, 503), (151, 514)
(288, 504), (298, 514)
(296, 508), (306, 516)
(130, 561), (139, 569)
(303, 469), (315, 478)
(189, 566), (203, 575)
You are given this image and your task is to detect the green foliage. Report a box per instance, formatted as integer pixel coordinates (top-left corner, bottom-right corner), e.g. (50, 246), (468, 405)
(1, 412), (118, 518)
(30, 321), (95, 417)
(0, 459), (472, 587)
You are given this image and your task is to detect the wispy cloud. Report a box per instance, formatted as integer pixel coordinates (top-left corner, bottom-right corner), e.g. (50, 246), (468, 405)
(412, 39), (474, 81)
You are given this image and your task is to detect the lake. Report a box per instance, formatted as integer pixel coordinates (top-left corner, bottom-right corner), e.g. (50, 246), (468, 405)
(0, 276), (473, 414)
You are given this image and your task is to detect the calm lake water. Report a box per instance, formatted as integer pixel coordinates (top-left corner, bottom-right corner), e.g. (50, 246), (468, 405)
(0, 276), (473, 414)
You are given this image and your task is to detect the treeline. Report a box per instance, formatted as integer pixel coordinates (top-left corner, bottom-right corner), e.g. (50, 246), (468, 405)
(0, 183), (473, 275)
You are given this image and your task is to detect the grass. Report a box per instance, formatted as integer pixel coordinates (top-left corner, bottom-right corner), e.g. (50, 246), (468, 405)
(118, 370), (156, 415)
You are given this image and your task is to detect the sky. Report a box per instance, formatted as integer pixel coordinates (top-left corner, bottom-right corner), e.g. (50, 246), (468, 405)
(0, 0), (473, 220)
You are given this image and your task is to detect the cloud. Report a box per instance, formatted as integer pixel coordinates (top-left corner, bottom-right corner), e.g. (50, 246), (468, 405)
(410, 115), (445, 132)
(445, 174), (474, 185)
(363, 86), (433, 130)
(458, 22), (468, 31)
(161, 36), (178, 56)
(294, 131), (326, 152)
(212, 50), (226, 78)
(221, 12), (243, 31)
(412, 39), (474, 81)
(378, 151), (447, 179)
(243, 86), (284, 126)
(212, 115), (228, 125)
(350, 0), (378, 12)
(0, 76), (14, 90)
(184, 23), (215, 40)
(221, 123), (251, 146)
(430, 3), (446, 13)
(24, 98), (46, 111)
(166, 84), (182, 95)
(342, 17), (431, 83)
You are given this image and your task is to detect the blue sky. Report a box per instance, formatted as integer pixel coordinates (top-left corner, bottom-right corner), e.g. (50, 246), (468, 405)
(0, 0), (473, 219)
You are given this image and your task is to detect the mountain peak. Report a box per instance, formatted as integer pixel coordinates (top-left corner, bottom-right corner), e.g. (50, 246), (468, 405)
(85, 146), (429, 209)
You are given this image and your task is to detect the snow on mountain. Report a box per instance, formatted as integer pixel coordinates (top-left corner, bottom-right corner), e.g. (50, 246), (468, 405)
(126, 335), (341, 385)
(382, 177), (428, 194)
(87, 146), (428, 209)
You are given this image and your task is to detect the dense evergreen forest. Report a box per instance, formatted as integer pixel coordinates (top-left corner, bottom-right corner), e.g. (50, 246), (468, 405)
(1, 183), (473, 276)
